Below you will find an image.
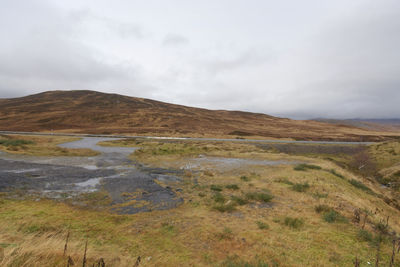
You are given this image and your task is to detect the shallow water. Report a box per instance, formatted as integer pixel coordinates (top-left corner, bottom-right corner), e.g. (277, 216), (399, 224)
(59, 137), (135, 154)
(0, 137), (183, 214)
(0, 137), (301, 213)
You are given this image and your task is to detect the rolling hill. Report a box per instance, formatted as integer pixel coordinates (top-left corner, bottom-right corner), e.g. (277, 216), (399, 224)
(0, 90), (398, 141)
(314, 118), (400, 132)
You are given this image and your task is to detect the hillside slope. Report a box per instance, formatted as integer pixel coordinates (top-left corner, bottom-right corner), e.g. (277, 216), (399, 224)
(314, 118), (400, 132)
(0, 90), (398, 141)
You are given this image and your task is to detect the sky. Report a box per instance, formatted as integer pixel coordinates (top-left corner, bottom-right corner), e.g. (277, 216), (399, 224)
(0, 0), (399, 119)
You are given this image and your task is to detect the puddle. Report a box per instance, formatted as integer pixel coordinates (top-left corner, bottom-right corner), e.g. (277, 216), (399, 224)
(82, 165), (98, 170)
(59, 137), (136, 155)
(3, 168), (40, 173)
(75, 178), (101, 188)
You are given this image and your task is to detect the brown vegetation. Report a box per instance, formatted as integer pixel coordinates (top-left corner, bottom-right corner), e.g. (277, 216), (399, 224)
(0, 134), (99, 156)
(1, 138), (400, 266)
(1, 90), (399, 141)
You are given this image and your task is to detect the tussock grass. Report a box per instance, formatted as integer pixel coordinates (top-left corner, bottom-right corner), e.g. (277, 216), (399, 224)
(312, 192), (328, 199)
(314, 204), (332, 213)
(348, 179), (375, 195)
(284, 217), (304, 229)
(245, 192), (273, 203)
(216, 227), (234, 240)
(327, 169), (345, 179)
(314, 205), (347, 223)
(240, 175), (251, 182)
(357, 229), (373, 242)
(256, 221), (269, 230)
(225, 184), (240, 190)
(323, 210), (348, 223)
(212, 203), (236, 212)
(275, 177), (293, 185)
(212, 192), (225, 203)
(291, 182), (310, 192)
(210, 185), (223, 192)
(294, 163), (322, 171)
(230, 196), (249, 205)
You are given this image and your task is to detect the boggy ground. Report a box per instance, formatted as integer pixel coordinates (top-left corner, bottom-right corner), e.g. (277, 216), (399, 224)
(0, 136), (183, 214)
(1, 137), (400, 266)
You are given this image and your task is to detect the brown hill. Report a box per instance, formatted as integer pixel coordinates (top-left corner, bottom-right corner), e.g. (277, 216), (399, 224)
(314, 118), (400, 132)
(0, 90), (398, 141)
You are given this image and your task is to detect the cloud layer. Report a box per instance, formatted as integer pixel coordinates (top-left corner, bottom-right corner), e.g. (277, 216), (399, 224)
(0, 0), (399, 119)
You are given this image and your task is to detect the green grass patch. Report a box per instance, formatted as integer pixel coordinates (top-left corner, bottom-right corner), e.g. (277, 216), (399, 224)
(212, 203), (237, 213)
(216, 227), (234, 240)
(374, 221), (389, 234)
(323, 210), (348, 223)
(161, 222), (175, 234)
(328, 169), (345, 179)
(284, 217), (304, 229)
(256, 221), (269, 230)
(0, 139), (34, 147)
(0, 243), (17, 248)
(357, 229), (373, 242)
(312, 192), (328, 199)
(294, 164), (322, 171)
(212, 192), (226, 203)
(245, 192), (273, 203)
(240, 175), (250, 181)
(230, 196), (249, 205)
(23, 224), (57, 234)
(314, 204), (333, 213)
(291, 182), (310, 192)
(225, 184), (240, 190)
(210, 184), (223, 192)
(275, 178), (293, 185)
(348, 179), (374, 195)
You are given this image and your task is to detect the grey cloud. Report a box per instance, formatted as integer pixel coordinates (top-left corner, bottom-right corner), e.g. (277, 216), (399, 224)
(0, 0), (399, 120)
(205, 50), (273, 74)
(270, 0), (400, 119)
(163, 33), (189, 46)
(0, 1), (153, 97)
(91, 15), (145, 39)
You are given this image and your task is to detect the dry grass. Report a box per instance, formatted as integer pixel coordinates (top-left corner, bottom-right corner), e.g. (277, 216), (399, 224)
(1, 140), (400, 266)
(0, 135), (99, 156)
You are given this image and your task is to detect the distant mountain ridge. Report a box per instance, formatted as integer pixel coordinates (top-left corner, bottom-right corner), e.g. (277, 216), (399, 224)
(0, 90), (399, 141)
(314, 118), (400, 132)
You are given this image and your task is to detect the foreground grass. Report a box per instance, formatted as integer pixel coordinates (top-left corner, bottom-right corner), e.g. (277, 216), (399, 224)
(1, 139), (400, 266)
(0, 135), (99, 156)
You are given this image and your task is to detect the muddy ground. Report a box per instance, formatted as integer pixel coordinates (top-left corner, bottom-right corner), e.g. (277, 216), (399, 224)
(0, 138), (184, 214)
(0, 137), (304, 215)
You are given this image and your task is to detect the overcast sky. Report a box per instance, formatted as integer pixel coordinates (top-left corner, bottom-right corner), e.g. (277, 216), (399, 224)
(0, 0), (399, 119)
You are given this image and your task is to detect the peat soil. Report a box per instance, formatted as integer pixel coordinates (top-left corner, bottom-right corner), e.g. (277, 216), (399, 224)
(0, 138), (183, 214)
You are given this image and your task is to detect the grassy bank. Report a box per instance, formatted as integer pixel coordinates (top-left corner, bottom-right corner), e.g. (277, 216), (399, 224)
(0, 135), (99, 156)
